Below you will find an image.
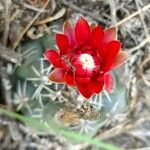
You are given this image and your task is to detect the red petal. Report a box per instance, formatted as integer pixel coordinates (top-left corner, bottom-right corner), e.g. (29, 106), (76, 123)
(106, 41), (122, 57)
(114, 51), (129, 67)
(49, 68), (66, 83)
(63, 20), (73, 35)
(101, 41), (122, 72)
(89, 80), (104, 94)
(43, 50), (64, 68)
(63, 20), (76, 47)
(104, 27), (117, 44)
(76, 77), (91, 83)
(96, 74), (104, 82)
(76, 83), (94, 99)
(90, 26), (104, 49)
(73, 62), (93, 77)
(76, 80), (104, 99)
(56, 34), (70, 55)
(65, 70), (75, 86)
(104, 74), (113, 93)
(75, 17), (90, 44)
(102, 58), (115, 72)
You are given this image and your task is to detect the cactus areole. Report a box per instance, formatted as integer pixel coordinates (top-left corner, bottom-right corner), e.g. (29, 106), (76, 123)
(43, 17), (129, 99)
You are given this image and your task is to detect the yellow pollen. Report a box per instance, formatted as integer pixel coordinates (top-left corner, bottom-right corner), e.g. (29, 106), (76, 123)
(80, 54), (95, 69)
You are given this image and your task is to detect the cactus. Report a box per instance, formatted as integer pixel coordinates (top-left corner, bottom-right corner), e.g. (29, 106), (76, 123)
(12, 31), (128, 139)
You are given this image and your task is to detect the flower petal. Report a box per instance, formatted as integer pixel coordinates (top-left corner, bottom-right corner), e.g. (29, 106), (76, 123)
(101, 59), (114, 72)
(76, 80), (104, 99)
(96, 74), (104, 82)
(90, 26), (104, 49)
(63, 20), (76, 47)
(101, 41), (122, 72)
(104, 74), (113, 93)
(114, 51), (129, 67)
(105, 41), (122, 57)
(104, 27), (117, 43)
(72, 61), (93, 77)
(76, 77), (91, 83)
(49, 68), (66, 83)
(89, 80), (104, 94)
(43, 50), (64, 68)
(65, 70), (75, 86)
(56, 34), (70, 55)
(75, 17), (90, 44)
(76, 82), (94, 99)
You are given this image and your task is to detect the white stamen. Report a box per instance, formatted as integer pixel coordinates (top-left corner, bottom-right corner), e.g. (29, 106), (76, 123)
(80, 54), (95, 69)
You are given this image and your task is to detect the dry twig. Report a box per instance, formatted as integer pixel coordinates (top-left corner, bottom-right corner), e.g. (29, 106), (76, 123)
(12, 0), (51, 50)
(34, 7), (66, 25)
(0, 66), (12, 109)
(128, 37), (150, 53)
(115, 4), (150, 27)
(3, 0), (11, 46)
(139, 57), (150, 86)
(61, 0), (107, 24)
(0, 43), (22, 65)
(107, 0), (117, 25)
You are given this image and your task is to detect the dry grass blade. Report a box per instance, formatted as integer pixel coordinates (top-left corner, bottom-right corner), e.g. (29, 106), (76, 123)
(34, 7), (66, 25)
(0, 43), (22, 65)
(12, 0), (51, 50)
(61, 0), (107, 24)
(107, 0), (117, 25)
(128, 37), (150, 52)
(3, 0), (11, 46)
(135, 0), (150, 44)
(139, 57), (150, 86)
(115, 4), (150, 27)
(96, 122), (133, 140)
(0, 66), (12, 109)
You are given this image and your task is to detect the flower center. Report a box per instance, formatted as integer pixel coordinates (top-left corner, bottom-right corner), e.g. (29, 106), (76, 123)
(79, 54), (95, 70)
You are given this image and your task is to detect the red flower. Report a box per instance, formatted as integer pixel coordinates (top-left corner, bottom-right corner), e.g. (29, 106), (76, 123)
(43, 17), (129, 99)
